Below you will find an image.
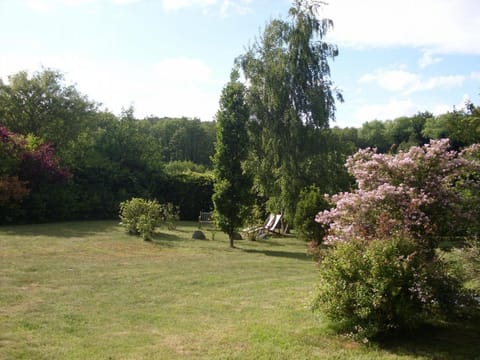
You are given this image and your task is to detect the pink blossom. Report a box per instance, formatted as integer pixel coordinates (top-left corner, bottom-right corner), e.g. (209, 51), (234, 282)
(317, 139), (480, 245)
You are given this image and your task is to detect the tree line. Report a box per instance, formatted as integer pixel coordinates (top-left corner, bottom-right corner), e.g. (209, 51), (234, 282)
(1, 1), (479, 226)
(1, 67), (478, 225)
(0, 69), (215, 223)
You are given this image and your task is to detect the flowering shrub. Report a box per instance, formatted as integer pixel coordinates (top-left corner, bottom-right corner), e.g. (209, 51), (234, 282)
(19, 143), (71, 185)
(1, 127), (69, 213)
(316, 139), (480, 246)
(312, 139), (479, 338)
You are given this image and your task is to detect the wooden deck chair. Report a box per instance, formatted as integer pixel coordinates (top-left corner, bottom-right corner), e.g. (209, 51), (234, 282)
(263, 214), (283, 235)
(242, 213), (283, 239)
(242, 214), (274, 235)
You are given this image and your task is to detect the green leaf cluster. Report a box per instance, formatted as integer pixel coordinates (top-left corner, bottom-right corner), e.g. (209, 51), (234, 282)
(311, 237), (472, 339)
(119, 198), (180, 240)
(293, 185), (329, 243)
(212, 73), (253, 246)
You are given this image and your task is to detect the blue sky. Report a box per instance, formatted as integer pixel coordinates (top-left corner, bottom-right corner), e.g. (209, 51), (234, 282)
(1, 0), (479, 128)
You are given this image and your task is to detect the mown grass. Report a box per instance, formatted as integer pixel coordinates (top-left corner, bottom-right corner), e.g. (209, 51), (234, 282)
(1, 221), (479, 359)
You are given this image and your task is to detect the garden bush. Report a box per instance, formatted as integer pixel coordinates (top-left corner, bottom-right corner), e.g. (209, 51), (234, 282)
(449, 239), (480, 291)
(119, 198), (163, 240)
(312, 139), (480, 339)
(162, 202), (180, 230)
(119, 198), (181, 239)
(316, 139), (480, 246)
(293, 185), (329, 244)
(311, 236), (468, 339)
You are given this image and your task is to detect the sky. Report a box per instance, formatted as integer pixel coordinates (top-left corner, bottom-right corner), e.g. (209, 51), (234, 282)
(0, 0), (479, 128)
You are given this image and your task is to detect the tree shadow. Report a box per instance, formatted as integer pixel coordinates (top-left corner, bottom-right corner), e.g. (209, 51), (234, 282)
(0, 220), (119, 239)
(240, 248), (311, 261)
(149, 231), (183, 247)
(372, 316), (480, 360)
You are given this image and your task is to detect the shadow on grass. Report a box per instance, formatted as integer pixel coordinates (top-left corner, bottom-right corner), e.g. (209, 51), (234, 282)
(149, 231), (183, 247)
(0, 220), (119, 239)
(373, 316), (480, 360)
(240, 248), (312, 261)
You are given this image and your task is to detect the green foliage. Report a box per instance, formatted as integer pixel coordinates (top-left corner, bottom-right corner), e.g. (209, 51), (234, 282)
(358, 120), (391, 153)
(422, 104), (480, 150)
(293, 185), (329, 243)
(238, 0), (342, 224)
(119, 198), (162, 240)
(449, 239), (480, 291)
(213, 70), (252, 247)
(163, 172), (214, 221)
(311, 237), (470, 339)
(384, 112), (431, 151)
(119, 198), (181, 239)
(0, 126), (71, 223)
(0, 69), (98, 148)
(164, 160), (207, 175)
(162, 202), (180, 230)
(146, 117), (216, 166)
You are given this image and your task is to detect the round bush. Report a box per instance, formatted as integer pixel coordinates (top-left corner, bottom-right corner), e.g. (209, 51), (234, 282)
(311, 236), (467, 339)
(293, 185), (329, 243)
(119, 198), (162, 240)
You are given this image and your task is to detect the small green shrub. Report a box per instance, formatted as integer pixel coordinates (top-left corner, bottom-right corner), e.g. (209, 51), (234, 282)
(294, 186), (329, 243)
(119, 198), (162, 240)
(311, 236), (469, 339)
(161, 202), (180, 230)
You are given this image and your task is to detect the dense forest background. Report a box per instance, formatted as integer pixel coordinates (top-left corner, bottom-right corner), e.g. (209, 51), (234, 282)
(1, 69), (479, 224)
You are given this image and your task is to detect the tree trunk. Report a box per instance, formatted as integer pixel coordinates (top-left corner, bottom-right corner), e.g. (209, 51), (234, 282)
(229, 233), (235, 248)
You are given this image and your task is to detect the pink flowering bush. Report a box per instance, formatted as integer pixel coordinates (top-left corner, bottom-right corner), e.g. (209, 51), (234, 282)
(312, 139), (479, 339)
(316, 139), (480, 246)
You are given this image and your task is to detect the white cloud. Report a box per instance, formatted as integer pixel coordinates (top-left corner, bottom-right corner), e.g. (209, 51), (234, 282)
(471, 72), (480, 81)
(153, 57), (212, 83)
(162, 0), (216, 11)
(360, 67), (465, 94)
(360, 68), (418, 92)
(418, 51), (442, 68)
(323, 0), (480, 54)
(110, 0), (141, 4)
(162, 0), (251, 16)
(405, 75), (465, 94)
(25, 0), (140, 11)
(25, 0), (55, 12)
(220, 0), (251, 17)
(355, 99), (419, 122)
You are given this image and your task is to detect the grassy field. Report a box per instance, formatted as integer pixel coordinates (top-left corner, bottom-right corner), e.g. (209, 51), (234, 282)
(1, 221), (479, 359)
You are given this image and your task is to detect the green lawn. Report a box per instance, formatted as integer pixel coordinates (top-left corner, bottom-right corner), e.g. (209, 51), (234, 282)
(1, 221), (479, 359)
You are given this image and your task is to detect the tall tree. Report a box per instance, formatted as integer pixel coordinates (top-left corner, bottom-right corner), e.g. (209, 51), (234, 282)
(358, 120), (391, 153)
(237, 0), (342, 222)
(0, 69), (97, 149)
(212, 70), (252, 248)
